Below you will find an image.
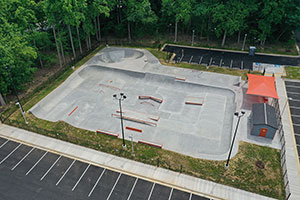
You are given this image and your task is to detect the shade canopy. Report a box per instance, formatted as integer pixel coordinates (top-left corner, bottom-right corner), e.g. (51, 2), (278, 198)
(247, 74), (278, 99)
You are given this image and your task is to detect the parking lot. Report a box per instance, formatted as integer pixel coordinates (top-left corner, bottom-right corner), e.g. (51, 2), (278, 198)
(0, 137), (210, 200)
(163, 45), (300, 70)
(285, 80), (300, 162)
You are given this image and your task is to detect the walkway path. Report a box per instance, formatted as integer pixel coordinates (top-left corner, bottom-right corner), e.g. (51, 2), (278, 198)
(276, 77), (300, 200)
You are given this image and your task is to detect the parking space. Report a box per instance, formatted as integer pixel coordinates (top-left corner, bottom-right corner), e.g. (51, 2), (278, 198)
(0, 137), (211, 200)
(164, 44), (300, 70)
(285, 80), (300, 161)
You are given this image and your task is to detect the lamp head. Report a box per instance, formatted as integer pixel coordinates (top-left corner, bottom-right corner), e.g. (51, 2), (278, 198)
(113, 94), (117, 98)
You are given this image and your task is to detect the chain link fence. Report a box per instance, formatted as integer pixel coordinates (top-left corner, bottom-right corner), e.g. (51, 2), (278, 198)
(273, 98), (291, 200)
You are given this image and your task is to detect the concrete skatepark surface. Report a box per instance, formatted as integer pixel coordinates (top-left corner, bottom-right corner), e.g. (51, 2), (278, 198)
(30, 47), (240, 159)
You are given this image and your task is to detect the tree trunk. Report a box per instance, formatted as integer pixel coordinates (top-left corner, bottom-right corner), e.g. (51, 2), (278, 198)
(94, 18), (99, 41)
(34, 39), (43, 68)
(174, 20), (178, 43)
(276, 28), (288, 41)
(221, 30), (227, 47)
(52, 25), (62, 68)
(0, 92), (6, 106)
(237, 30), (241, 44)
(76, 26), (82, 54)
(86, 36), (89, 50)
(68, 24), (76, 60)
(57, 28), (66, 64)
(128, 21), (131, 42)
(97, 15), (101, 41)
(89, 34), (92, 49)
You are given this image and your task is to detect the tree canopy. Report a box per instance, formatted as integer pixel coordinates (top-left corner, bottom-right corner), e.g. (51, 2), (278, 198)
(1, 0), (299, 96)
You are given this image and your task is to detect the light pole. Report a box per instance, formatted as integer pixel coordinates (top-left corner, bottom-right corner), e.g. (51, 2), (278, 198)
(128, 135), (134, 156)
(281, 97), (293, 116)
(225, 111), (245, 169)
(242, 34), (247, 51)
(113, 93), (127, 150)
(192, 30), (195, 46)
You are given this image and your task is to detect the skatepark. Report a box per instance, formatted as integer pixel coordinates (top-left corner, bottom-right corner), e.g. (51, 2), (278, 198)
(30, 47), (239, 159)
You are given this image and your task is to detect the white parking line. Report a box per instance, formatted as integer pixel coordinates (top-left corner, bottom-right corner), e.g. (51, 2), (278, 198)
(72, 164), (90, 191)
(286, 84), (300, 88)
(11, 147), (35, 171)
(26, 151), (48, 176)
(0, 140), (9, 149)
(88, 168), (106, 197)
(147, 183), (155, 200)
(126, 178), (138, 200)
(0, 143), (22, 165)
(292, 114), (300, 118)
(189, 193), (192, 200)
(287, 91), (300, 95)
(106, 173), (122, 200)
(56, 160), (76, 186)
(40, 155), (62, 181)
(168, 188), (173, 200)
(289, 98), (300, 102)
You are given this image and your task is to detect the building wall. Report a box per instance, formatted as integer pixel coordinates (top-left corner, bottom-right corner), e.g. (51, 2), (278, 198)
(251, 124), (276, 139)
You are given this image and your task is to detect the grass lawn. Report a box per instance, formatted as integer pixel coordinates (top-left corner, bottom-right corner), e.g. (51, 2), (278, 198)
(4, 45), (285, 199)
(284, 66), (300, 80)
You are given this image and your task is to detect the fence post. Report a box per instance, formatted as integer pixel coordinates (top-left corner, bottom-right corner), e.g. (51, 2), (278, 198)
(156, 158), (159, 167)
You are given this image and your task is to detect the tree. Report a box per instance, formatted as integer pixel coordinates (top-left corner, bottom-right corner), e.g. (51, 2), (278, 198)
(82, 0), (110, 50)
(123, 0), (157, 42)
(0, 16), (37, 95)
(61, 0), (87, 59)
(162, 0), (194, 43)
(211, 0), (251, 47)
(256, 0), (286, 46)
(44, 0), (63, 68)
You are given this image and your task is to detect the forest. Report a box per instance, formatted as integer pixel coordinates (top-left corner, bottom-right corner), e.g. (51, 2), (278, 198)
(0, 0), (300, 98)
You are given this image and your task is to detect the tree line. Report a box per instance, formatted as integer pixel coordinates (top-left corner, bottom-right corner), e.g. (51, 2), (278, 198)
(0, 0), (300, 100)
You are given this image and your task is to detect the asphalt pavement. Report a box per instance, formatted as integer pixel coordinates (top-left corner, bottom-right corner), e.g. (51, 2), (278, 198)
(284, 80), (300, 161)
(163, 44), (300, 70)
(0, 137), (209, 200)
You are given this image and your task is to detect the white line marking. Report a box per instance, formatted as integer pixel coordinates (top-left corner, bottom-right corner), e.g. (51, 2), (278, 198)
(189, 193), (192, 200)
(147, 183), (155, 200)
(40, 155), (62, 181)
(286, 84), (300, 88)
(289, 98), (300, 102)
(291, 114), (300, 118)
(88, 168), (106, 197)
(26, 151), (48, 176)
(168, 188), (173, 200)
(287, 91), (300, 95)
(56, 160), (76, 186)
(11, 147), (35, 171)
(0, 143), (22, 165)
(289, 106), (300, 109)
(126, 178), (138, 200)
(72, 164), (90, 191)
(0, 140), (9, 149)
(106, 173), (122, 200)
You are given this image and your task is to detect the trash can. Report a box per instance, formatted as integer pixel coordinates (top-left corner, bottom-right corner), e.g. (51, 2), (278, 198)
(249, 46), (256, 56)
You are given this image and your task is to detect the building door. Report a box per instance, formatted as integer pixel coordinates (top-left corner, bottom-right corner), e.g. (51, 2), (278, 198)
(259, 128), (268, 137)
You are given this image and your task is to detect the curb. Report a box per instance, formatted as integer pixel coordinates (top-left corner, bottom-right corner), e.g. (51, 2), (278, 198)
(165, 43), (300, 58)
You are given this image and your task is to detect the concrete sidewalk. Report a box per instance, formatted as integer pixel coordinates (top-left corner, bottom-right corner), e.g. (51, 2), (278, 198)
(276, 78), (300, 200)
(0, 123), (275, 200)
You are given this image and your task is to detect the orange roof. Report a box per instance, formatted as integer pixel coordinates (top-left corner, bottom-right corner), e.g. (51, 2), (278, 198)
(246, 74), (278, 99)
